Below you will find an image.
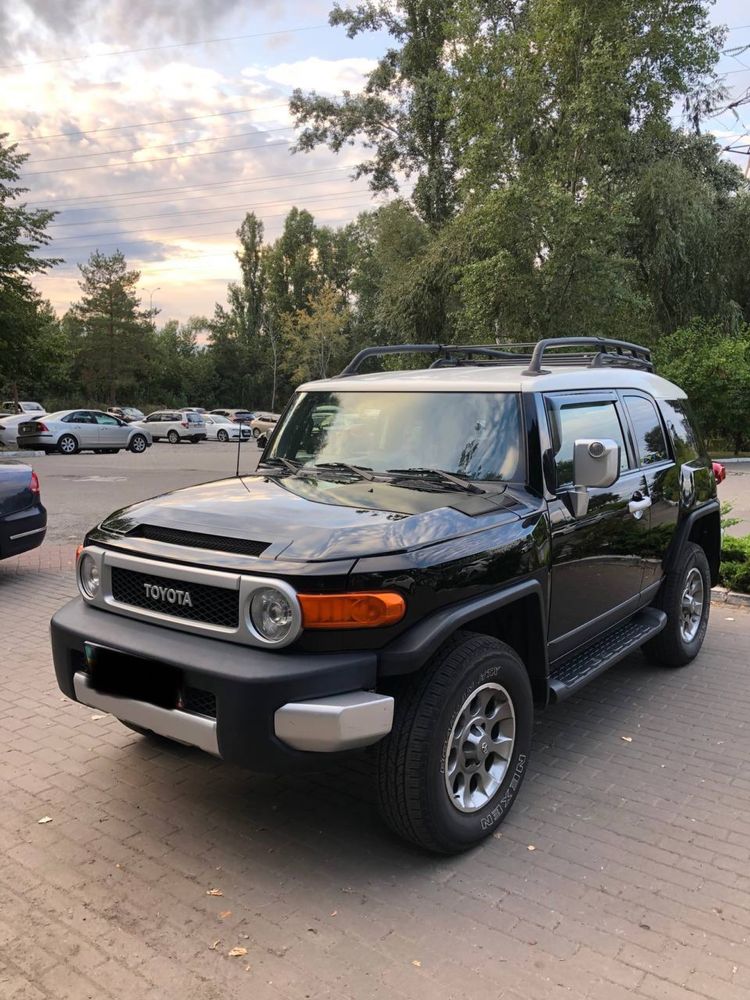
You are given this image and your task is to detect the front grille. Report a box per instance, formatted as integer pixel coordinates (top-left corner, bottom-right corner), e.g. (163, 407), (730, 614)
(182, 686), (217, 718)
(128, 524), (268, 557)
(111, 566), (239, 628)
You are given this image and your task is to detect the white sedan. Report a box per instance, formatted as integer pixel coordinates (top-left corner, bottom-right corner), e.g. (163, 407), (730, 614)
(0, 412), (45, 449)
(203, 413), (252, 443)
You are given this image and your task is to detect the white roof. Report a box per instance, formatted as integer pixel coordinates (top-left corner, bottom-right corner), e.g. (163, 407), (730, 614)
(300, 365), (686, 400)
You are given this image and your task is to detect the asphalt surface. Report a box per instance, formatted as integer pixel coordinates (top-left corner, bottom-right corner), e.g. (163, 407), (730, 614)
(28, 439), (261, 545)
(719, 460), (750, 537)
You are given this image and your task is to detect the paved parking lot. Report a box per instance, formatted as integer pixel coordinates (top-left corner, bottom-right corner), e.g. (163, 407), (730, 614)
(2, 449), (750, 999)
(2, 552), (749, 1000)
(27, 440), (260, 545)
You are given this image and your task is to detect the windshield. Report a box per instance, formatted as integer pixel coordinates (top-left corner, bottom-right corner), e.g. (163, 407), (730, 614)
(266, 391), (524, 482)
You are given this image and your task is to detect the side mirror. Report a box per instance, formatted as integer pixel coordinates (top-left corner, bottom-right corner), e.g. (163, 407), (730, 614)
(573, 439), (620, 490)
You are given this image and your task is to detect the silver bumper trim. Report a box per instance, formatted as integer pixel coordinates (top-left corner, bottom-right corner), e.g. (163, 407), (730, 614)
(274, 691), (394, 752)
(73, 671), (219, 756)
(9, 526), (46, 540)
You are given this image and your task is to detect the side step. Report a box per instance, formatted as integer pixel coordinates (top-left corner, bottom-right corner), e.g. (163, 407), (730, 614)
(548, 608), (667, 702)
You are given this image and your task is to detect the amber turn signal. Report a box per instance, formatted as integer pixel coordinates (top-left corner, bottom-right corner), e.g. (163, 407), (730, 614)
(298, 592), (406, 629)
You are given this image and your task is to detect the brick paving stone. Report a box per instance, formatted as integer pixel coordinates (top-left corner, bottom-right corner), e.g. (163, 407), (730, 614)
(2, 555), (750, 999)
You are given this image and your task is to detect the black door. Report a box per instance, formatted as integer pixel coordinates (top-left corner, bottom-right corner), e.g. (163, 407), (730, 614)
(544, 392), (650, 655)
(619, 391), (680, 594)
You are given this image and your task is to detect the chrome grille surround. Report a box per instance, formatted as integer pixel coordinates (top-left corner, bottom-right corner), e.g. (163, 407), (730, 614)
(77, 545), (302, 648)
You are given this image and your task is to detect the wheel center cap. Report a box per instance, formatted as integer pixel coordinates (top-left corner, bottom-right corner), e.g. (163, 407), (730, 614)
(480, 740), (489, 755)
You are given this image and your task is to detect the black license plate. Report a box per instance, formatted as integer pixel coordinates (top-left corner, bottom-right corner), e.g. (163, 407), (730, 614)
(84, 643), (180, 709)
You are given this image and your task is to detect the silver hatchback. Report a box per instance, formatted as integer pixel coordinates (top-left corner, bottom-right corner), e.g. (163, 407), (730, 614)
(17, 410), (152, 455)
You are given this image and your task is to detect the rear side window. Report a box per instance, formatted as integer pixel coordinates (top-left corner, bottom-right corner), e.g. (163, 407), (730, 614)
(186, 412), (203, 423)
(624, 395), (668, 466)
(659, 399), (703, 463)
(546, 399), (630, 488)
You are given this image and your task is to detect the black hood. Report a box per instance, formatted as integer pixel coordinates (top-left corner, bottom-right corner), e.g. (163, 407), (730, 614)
(98, 473), (522, 562)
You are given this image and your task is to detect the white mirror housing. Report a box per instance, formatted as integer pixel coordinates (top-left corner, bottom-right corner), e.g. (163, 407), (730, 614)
(573, 439), (620, 490)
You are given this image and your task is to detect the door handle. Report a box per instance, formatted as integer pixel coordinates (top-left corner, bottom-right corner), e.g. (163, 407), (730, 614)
(628, 495), (652, 519)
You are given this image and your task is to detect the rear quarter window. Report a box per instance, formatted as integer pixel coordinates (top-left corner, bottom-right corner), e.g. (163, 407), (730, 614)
(658, 399), (705, 463)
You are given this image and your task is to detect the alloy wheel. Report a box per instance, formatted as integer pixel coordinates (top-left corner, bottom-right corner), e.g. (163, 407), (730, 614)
(680, 566), (704, 643)
(443, 682), (516, 814)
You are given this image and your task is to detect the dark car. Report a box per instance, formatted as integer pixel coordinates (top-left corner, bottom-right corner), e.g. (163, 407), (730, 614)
(1, 459), (47, 558)
(50, 338), (720, 853)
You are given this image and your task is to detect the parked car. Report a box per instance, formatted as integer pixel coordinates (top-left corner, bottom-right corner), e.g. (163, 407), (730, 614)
(181, 407), (207, 414)
(249, 411), (280, 439)
(1, 401), (45, 416)
(135, 410), (206, 444)
(203, 413), (251, 443)
(0, 412), (44, 449)
(17, 410), (152, 455)
(210, 408), (255, 424)
(0, 458), (46, 558)
(50, 337), (721, 853)
(107, 406), (145, 423)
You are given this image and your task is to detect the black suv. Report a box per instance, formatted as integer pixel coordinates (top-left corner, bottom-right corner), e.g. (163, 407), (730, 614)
(51, 338), (720, 853)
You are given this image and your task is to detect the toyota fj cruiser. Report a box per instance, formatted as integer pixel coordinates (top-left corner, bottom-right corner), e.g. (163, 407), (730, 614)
(50, 338), (720, 853)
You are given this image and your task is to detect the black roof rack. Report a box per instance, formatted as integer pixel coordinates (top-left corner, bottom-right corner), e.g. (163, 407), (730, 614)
(339, 338), (654, 377)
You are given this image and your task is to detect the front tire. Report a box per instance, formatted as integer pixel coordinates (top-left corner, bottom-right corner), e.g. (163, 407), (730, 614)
(129, 434), (147, 453)
(643, 542), (711, 667)
(217, 429), (229, 443)
(376, 632), (533, 854)
(252, 427), (261, 438)
(167, 430), (180, 444)
(57, 434), (78, 455)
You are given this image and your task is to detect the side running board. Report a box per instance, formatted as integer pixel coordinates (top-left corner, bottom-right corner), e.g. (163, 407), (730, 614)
(548, 608), (667, 702)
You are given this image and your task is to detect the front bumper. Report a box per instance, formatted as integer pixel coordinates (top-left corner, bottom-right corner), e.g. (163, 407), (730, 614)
(51, 598), (391, 770)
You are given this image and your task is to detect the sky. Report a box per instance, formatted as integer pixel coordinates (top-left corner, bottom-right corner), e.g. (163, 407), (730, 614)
(2, 0), (749, 325)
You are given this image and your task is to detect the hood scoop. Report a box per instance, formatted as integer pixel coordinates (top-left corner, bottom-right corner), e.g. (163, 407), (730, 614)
(127, 523), (270, 558)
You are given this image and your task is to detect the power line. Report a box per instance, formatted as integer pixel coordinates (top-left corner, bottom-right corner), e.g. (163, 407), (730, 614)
(28, 123), (294, 163)
(11, 102), (292, 143)
(0, 24), (327, 71)
(23, 136), (294, 176)
(50, 199), (380, 256)
(47, 184), (373, 230)
(25, 164), (354, 208)
(48, 191), (376, 245)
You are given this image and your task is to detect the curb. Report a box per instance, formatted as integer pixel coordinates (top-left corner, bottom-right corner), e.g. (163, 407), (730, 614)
(0, 450), (46, 459)
(711, 586), (750, 608)
(715, 457), (750, 465)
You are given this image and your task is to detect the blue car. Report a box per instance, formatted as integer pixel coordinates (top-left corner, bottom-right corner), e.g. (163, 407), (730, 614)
(0, 459), (47, 558)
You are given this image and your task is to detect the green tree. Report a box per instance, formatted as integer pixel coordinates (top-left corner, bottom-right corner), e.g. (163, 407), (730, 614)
(290, 0), (460, 228)
(655, 320), (750, 454)
(65, 250), (152, 404)
(0, 134), (60, 402)
(282, 283), (351, 383)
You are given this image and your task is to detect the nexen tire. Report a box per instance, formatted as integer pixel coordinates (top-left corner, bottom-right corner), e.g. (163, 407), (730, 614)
(376, 632), (533, 854)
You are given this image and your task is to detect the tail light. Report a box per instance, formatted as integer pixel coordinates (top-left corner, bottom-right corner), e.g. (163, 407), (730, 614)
(712, 461), (726, 484)
(36, 422), (48, 432)
(181, 420), (188, 428)
(29, 471), (40, 495)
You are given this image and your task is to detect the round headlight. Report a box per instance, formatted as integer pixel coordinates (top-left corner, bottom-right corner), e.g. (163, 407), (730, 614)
(249, 586), (297, 644)
(79, 552), (100, 598)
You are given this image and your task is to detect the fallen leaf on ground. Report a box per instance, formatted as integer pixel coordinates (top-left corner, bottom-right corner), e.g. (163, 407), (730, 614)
(725, 617), (735, 622)
(411, 960), (422, 968)
(90, 714), (106, 720)
(527, 844), (536, 851)
(209, 940), (221, 951)
(37, 816), (53, 824)
(228, 947), (248, 958)
(218, 910), (232, 919)
(206, 888), (224, 897)
(620, 736), (633, 743)
(329, 911), (337, 917)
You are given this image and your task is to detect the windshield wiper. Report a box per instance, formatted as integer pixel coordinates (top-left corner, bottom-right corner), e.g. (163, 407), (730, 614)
(258, 456), (301, 474)
(386, 467), (486, 494)
(302, 461), (375, 482)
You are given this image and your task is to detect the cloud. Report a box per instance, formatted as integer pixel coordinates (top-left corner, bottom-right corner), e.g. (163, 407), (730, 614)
(0, 0), (265, 59)
(243, 56), (377, 96)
